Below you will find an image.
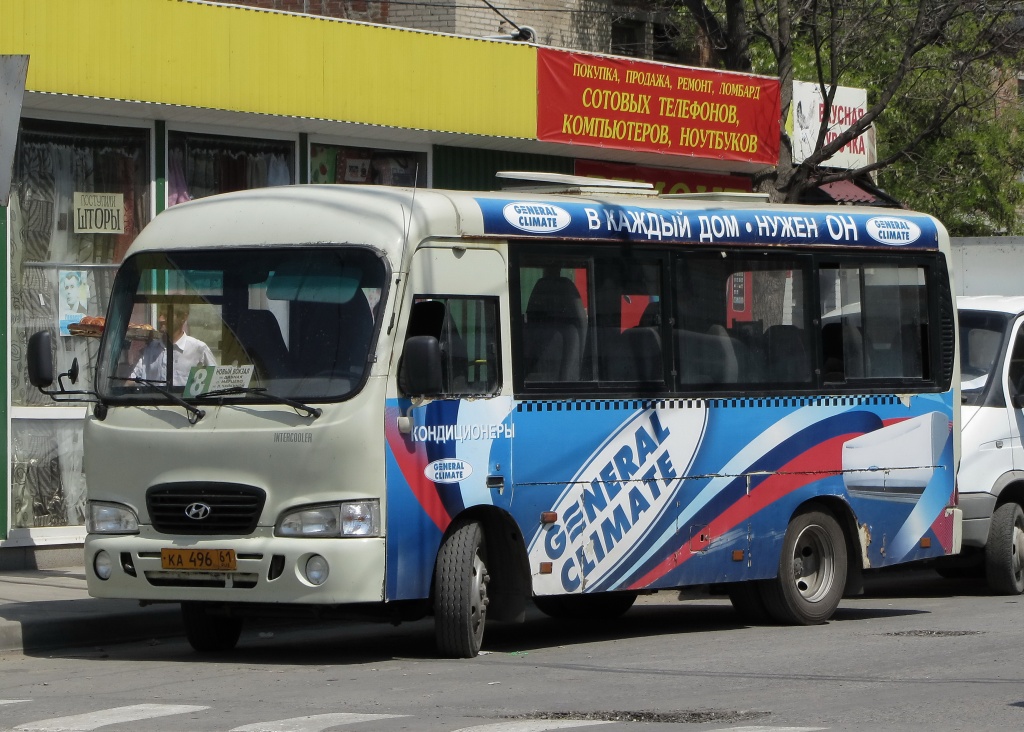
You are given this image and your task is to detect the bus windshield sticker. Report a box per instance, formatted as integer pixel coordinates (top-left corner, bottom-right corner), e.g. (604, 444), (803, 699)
(185, 365), (255, 397)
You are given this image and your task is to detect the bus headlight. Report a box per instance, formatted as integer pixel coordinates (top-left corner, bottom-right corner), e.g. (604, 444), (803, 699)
(276, 500), (380, 538)
(87, 502), (140, 534)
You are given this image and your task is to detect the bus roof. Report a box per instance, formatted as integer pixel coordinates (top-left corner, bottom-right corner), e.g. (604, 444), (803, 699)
(127, 182), (949, 264)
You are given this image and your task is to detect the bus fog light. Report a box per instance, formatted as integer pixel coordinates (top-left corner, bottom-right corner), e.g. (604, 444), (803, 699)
(305, 555), (329, 585)
(94, 551), (113, 580)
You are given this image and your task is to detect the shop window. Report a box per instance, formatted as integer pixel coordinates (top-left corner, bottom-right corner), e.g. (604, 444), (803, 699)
(167, 131), (294, 205)
(7, 118), (149, 529)
(309, 143), (427, 187)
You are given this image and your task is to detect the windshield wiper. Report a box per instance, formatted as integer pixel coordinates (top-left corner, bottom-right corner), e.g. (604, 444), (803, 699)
(122, 377), (206, 424)
(193, 386), (322, 419)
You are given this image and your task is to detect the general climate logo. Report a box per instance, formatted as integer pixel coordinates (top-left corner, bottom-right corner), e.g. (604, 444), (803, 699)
(424, 458), (473, 484)
(502, 202), (571, 233)
(528, 406), (707, 594)
(865, 217), (922, 246)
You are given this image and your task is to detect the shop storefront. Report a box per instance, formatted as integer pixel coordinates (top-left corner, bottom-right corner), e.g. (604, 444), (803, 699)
(1, 0), (781, 566)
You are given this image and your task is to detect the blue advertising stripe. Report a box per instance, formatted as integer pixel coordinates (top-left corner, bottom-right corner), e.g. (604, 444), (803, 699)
(592, 410), (884, 591)
(477, 198), (940, 249)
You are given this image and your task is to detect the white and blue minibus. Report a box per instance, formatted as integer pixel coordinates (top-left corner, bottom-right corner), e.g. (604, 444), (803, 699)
(29, 173), (962, 657)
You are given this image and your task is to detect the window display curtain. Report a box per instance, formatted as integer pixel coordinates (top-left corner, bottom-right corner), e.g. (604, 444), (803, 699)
(167, 133), (294, 205)
(8, 122), (148, 529)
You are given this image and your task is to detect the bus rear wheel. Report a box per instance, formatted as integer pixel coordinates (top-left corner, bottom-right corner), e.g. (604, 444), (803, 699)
(761, 508), (847, 625)
(434, 520), (489, 658)
(985, 502), (1024, 595)
(180, 602), (243, 652)
(533, 591), (637, 620)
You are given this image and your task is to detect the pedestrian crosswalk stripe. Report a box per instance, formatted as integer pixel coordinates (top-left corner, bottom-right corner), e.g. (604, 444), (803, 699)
(13, 703), (209, 731)
(0, 701), (29, 706)
(230, 713), (406, 732)
(450, 721), (612, 732)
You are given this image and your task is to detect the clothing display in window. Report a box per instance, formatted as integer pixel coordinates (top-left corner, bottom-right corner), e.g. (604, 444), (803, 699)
(167, 133), (294, 205)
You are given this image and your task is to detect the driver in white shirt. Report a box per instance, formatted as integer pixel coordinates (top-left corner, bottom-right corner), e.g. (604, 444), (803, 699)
(131, 302), (216, 386)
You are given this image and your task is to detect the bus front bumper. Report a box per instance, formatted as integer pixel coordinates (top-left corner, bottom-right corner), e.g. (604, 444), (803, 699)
(84, 533), (386, 605)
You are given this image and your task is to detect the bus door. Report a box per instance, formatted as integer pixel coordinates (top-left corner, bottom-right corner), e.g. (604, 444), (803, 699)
(385, 245), (512, 601)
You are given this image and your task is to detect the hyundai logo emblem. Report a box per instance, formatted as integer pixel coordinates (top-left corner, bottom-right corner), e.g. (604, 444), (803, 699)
(184, 502), (212, 520)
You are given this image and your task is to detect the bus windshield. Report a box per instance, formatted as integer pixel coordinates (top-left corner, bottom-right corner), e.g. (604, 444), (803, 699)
(959, 310), (1010, 406)
(96, 246), (387, 403)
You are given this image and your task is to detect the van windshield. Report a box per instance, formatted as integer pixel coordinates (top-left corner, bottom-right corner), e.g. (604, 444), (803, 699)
(959, 310), (1009, 406)
(95, 247), (387, 403)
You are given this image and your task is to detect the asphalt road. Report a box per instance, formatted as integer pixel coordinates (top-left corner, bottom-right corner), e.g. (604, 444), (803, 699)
(0, 568), (1019, 732)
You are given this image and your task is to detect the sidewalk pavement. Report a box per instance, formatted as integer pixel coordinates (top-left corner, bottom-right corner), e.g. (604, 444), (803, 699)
(0, 567), (181, 654)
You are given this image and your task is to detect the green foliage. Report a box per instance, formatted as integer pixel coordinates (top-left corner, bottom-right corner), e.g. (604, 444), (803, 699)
(878, 102), (1024, 235)
(674, 0), (1024, 232)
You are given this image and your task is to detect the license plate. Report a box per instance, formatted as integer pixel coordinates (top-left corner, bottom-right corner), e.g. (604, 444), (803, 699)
(161, 548), (237, 571)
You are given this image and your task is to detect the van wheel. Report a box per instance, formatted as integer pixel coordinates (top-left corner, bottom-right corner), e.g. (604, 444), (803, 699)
(534, 592), (637, 620)
(760, 508), (847, 625)
(434, 521), (489, 658)
(985, 502), (1024, 595)
(180, 602), (243, 652)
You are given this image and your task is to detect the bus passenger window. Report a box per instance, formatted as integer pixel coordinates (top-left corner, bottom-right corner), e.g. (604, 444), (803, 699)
(821, 263), (930, 382)
(674, 254), (810, 389)
(519, 265), (589, 383)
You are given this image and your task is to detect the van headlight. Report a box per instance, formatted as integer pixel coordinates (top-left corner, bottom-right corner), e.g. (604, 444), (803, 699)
(87, 502), (140, 534)
(276, 500), (380, 538)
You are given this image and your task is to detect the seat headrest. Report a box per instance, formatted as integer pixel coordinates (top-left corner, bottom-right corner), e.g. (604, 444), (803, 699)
(526, 277), (584, 321)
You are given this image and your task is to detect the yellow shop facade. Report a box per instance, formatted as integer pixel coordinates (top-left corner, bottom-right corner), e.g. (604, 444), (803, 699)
(0, 0), (783, 567)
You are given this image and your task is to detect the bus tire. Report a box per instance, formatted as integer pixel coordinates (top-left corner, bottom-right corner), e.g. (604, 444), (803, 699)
(180, 602), (243, 652)
(533, 591), (637, 620)
(725, 582), (771, 624)
(434, 520), (489, 658)
(985, 502), (1024, 595)
(761, 508), (847, 625)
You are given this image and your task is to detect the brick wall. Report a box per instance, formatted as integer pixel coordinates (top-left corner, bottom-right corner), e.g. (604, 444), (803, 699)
(227, 0), (389, 24)
(219, 0), (617, 53)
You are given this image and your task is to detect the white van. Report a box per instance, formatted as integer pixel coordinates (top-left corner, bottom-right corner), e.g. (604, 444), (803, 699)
(950, 296), (1024, 593)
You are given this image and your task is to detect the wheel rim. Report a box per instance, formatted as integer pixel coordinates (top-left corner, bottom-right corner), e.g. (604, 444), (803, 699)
(791, 523), (836, 603)
(469, 551), (489, 643)
(1012, 522), (1024, 584)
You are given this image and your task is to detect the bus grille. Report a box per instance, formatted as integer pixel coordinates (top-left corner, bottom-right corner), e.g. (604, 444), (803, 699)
(147, 483), (266, 535)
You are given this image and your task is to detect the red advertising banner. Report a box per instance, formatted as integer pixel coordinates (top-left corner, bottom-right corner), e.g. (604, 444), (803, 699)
(574, 159), (753, 194)
(538, 48), (781, 165)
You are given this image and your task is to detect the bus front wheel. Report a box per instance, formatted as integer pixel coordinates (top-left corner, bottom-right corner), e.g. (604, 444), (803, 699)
(761, 508), (847, 625)
(434, 520), (489, 658)
(180, 602), (243, 652)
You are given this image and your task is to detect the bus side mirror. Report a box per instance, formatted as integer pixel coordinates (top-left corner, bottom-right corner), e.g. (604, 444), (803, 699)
(401, 335), (444, 396)
(1014, 392), (1024, 410)
(27, 330), (55, 389)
